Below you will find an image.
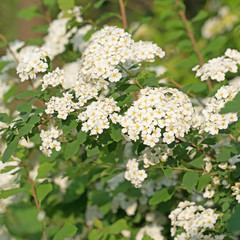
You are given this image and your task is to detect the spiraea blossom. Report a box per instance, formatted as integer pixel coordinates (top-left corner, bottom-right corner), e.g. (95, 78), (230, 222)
(78, 26), (165, 84)
(16, 47), (49, 82)
(193, 48), (240, 82)
(41, 67), (64, 90)
(78, 97), (120, 135)
(135, 224), (165, 240)
(119, 87), (195, 147)
(201, 6), (237, 39)
(39, 127), (62, 156)
(124, 158), (147, 188)
(196, 85), (239, 135)
(231, 182), (240, 203)
(43, 6), (83, 59)
(169, 201), (224, 239)
(45, 92), (80, 120)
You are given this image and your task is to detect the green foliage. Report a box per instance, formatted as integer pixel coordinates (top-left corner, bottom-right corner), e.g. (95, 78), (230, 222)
(57, 0), (75, 11)
(220, 92), (240, 114)
(182, 171), (199, 193)
(149, 186), (176, 205)
(53, 222), (78, 240)
(17, 5), (42, 20)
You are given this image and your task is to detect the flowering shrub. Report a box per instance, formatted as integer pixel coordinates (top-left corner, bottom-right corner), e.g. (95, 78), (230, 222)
(0, 0), (240, 239)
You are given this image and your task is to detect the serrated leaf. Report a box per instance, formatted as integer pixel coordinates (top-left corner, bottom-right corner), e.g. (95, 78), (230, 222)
(182, 171), (198, 193)
(220, 92), (240, 114)
(149, 186), (176, 205)
(197, 174), (211, 191)
(18, 6), (42, 20)
(15, 90), (39, 99)
(0, 188), (24, 199)
(57, 0), (74, 10)
(36, 183), (52, 202)
(37, 162), (56, 179)
(53, 222), (77, 240)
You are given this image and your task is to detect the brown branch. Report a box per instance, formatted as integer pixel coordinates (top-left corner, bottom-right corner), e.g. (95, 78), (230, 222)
(36, 0), (52, 23)
(174, 0), (212, 92)
(118, 0), (128, 29)
(17, 160), (47, 240)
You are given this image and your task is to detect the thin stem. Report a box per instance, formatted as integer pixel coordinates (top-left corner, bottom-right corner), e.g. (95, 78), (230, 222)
(174, 0), (212, 92)
(118, 0), (128, 29)
(36, 0), (51, 23)
(176, 137), (216, 160)
(17, 161), (47, 240)
(119, 64), (143, 89)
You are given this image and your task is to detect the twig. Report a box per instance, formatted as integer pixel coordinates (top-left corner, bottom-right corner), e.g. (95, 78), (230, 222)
(17, 160), (47, 240)
(174, 0), (212, 92)
(118, 0), (128, 29)
(36, 0), (51, 23)
(176, 137), (217, 160)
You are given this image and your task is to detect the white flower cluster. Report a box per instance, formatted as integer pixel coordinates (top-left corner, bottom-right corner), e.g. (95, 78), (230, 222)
(45, 93), (80, 120)
(62, 62), (81, 89)
(78, 97), (120, 135)
(135, 224), (164, 240)
(203, 184), (215, 199)
(193, 48), (240, 82)
(78, 26), (164, 83)
(73, 76), (108, 106)
(43, 6), (83, 59)
(41, 67), (64, 90)
(139, 144), (172, 168)
(231, 182), (240, 203)
(124, 158), (147, 188)
(119, 87), (195, 147)
(201, 6), (237, 39)
(169, 201), (224, 240)
(198, 85), (239, 135)
(16, 47), (49, 82)
(40, 127), (62, 156)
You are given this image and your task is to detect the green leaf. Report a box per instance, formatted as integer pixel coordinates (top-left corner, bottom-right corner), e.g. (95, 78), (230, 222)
(155, 0), (174, 5)
(18, 6), (42, 20)
(0, 61), (10, 72)
(27, 38), (44, 45)
(64, 131), (87, 160)
(83, 28), (95, 41)
(19, 115), (40, 137)
(0, 188), (24, 199)
(87, 146), (100, 157)
(164, 168), (173, 178)
(33, 24), (49, 33)
(96, 12), (119, 25)
(182, 171), (199, 193)
(197, 174), (211, 191)
(0, 113), (11, 123)
(2, 137), (20, 163)
(220, 92), (240, 114)
(94, 0), (106, 8)
(53, 222), (77, 240)
(15, 90), (39, 99)
(149, 186), (176, 205)
(4, 86), (19, 103)
(110, 124), (122, 142)
(37, 162), (56, 179)
(142, 235), (154, 240)
(16, 102), (32, 114)
(62, 119), (78, 134)
(36, 183), (53, 202)
(217, 148), (231, 162)
(89, 190), (111, 206)
(227, 205), (240, 232)
(203, 36), (227, 54)
(116, 94), (133, 107)
(192, 10), (208, 22)
(188, 156), (204, 169)
(57, 0), (74, 10)
(106, 219), (128, 234)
